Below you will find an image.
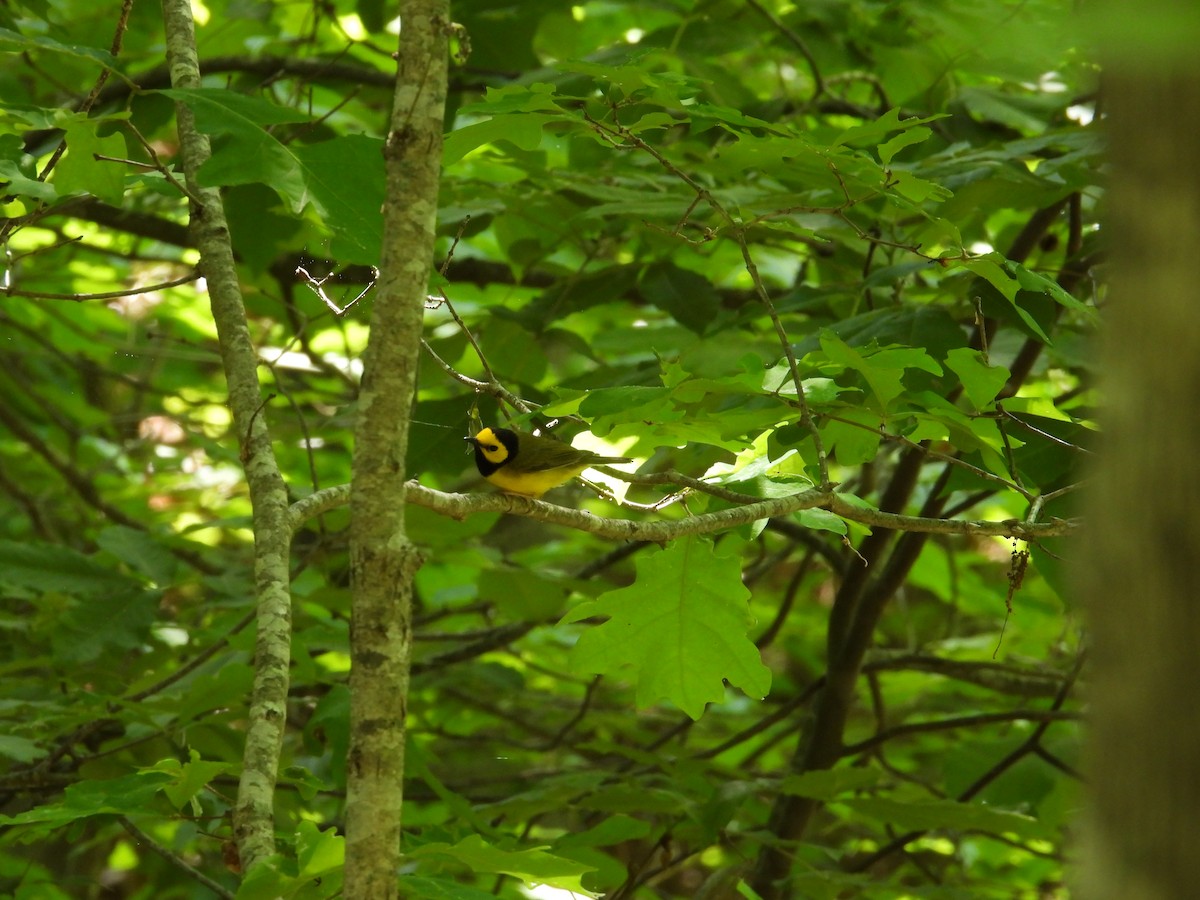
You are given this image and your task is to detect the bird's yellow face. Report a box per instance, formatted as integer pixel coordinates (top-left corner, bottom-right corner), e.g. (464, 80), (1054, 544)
(470, 427), (512, 466)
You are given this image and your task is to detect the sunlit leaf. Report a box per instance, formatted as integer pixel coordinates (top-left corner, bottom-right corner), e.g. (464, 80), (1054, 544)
(55, 121), (126, 204)
(945, 347), (1010, 410)
(563, 536), (772, 718)
(408, 835), (599, 897)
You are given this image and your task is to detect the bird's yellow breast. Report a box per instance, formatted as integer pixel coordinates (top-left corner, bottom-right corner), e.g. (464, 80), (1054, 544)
(482, 463), (591, 498)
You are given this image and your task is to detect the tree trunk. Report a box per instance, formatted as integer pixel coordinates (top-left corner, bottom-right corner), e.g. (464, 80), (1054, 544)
(343, 3), (448, 899)
(1078, 8), (1200, 898)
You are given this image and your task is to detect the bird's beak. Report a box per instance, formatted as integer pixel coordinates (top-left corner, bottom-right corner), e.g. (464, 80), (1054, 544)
(464, 436), (479, 448)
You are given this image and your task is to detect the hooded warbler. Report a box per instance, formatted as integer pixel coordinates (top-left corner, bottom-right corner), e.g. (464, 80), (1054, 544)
(465, 426), (632, 498)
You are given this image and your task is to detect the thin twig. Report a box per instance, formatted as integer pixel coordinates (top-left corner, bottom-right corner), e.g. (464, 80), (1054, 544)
(4, 271), (200, 301)
(692, 683), (823, 761)
(439, 215), (470, 276)
(426, 286), (508, 397)
(996, 405), (1094, 454)
(126, 612), (256, 703)
(737, 235), (832, 487)
(583, 110), (831, 486)
(842, 709), (1079, 756)
(743, 0), (825, 99)
(296, 264), (377, 316)
(536, 677), (602, 751)
(119, 818), (236, 899)
(844, 652), (1085, 873)
(1040, 481), (1084, 503)
(31, 0), (136, 186)
(418, 337), (533, 412)
(818, 411), (1033, 500)
(973, 297), (989, 360)
(123, 120), (206, 206)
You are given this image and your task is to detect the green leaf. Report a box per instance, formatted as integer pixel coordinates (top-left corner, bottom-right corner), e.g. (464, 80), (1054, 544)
(234, 856), (297, 900)
(296, 820), (344, 878)
(833, 108), (949, 148)
(578, 386), (674, 422)
(396, 876), (507, 900)
(795, 306), (965, 365)
(641, 261), (722, 335)
(0, 540), (141, 595)
(781, 767), (884, 800)
(95, 526), (179, 585)
(292, 134), (385, 264)
(303, 684), (350, 788)
(54, 120), (127, 204)
(817, 333), (939, 412)
(959, 86), (1049, 134)
(960, 256), (1052, 342)
(154, 91), (308, 203)
(871, 346), (943, 376)
(147, 750), (234, 810)
(627, 111), (682, 133)
(0, 771), (173, 826)
(688, 103), (782, 131)
(356, 0), (386, 32)
(1031, 539), (1072, 604)
(177, 659), (255, 725)
(819, 334), (900, 411)
(161, 89), (305, 191)
(562, 536), (772, 718)
(443, 114), (554, 165)
(406, 740), (491, 833)
(457, 83), (562, 116)
(0, 27), (119, 72)
(1004, 259), (1098, 321)
(962, 256), (1018, 300)
(0, 734), (42, 763)
(0, 157), (56, 202)
(945, 348), (1010, 410)
(878, 127), (932, 165)
(154, 89), (384, 259)
(479, 569), (567, 620)
(159, 87), (308, 128)
(408, 835), (599, 898)
(888, 170), (952, 203)
(231, 828), (344, 899)
(55, 588), (159, 663)
(279, 766), (328, 802)
(795, 508), (849, 535)
(823, 412), (881, 467)
(553, 814), (652, 849)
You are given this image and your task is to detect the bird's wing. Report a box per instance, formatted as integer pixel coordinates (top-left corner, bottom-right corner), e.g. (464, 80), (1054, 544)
(523, 439), (593, 471)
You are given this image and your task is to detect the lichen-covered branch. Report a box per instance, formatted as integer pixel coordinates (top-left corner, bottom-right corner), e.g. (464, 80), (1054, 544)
(160, 0), (293, 872)
(291, 481), (1077, 543)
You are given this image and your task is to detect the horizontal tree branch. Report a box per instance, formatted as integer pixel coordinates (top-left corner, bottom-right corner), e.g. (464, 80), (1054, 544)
(842, 709), (1081, 756)
(863, 650), (1068, 698)
(289, 481), (1078, 542)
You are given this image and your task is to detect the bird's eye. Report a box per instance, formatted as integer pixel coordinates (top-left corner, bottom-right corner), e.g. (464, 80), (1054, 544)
(485, 444), (498, 452)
